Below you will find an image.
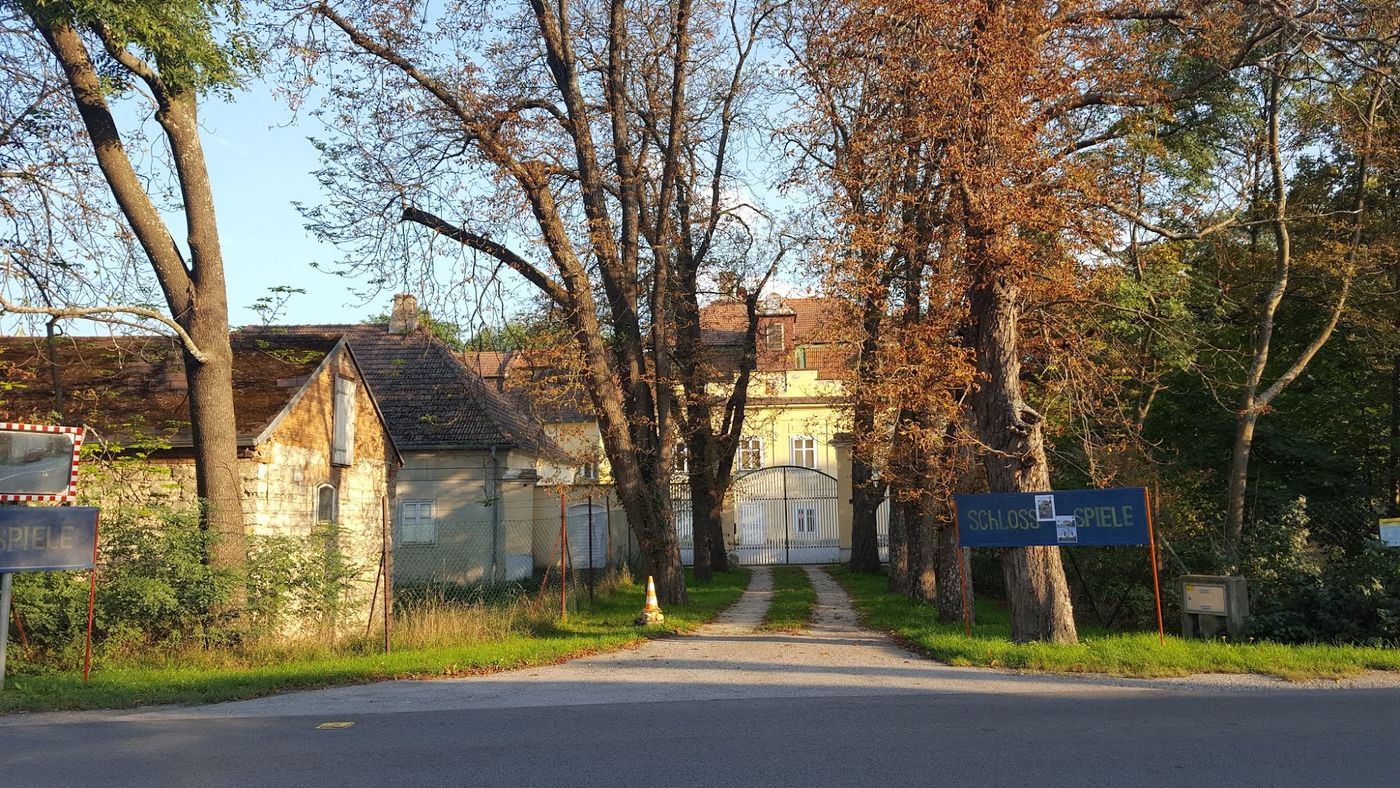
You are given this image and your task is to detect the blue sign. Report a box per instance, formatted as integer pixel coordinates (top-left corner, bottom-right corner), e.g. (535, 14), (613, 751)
(0, 506), (99, 572)
(954, 488), (1150, 548)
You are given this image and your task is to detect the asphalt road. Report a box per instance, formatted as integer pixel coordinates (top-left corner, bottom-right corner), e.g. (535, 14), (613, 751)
(3, 567), (1398, 787)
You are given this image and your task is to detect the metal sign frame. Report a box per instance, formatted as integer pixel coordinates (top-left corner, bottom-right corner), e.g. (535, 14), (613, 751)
(0, 422), (85, 503)
(951, 486), (1167, 644)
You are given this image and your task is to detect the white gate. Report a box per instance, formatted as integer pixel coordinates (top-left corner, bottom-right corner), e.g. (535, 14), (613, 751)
(875, 495), (890, 563)
(731, 466), (840, 565)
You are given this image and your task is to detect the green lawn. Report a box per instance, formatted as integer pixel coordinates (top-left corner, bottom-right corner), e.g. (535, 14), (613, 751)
(0, 569), (749, 713)
(760, 566), (817, 632)
(829, 566), (1400, 681)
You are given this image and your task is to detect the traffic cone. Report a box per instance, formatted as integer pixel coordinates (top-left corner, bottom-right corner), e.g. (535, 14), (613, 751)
(635, 575), (665, 625)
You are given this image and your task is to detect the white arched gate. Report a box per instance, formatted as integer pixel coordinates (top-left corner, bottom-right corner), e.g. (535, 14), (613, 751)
(875, 496), (890, 563)
(731, 466), (840, 565)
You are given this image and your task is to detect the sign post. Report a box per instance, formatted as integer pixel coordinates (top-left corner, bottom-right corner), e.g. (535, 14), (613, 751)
(1, 423), (95, 690)
(0, 505), (101, 689)
(954, 486), (1165, 642)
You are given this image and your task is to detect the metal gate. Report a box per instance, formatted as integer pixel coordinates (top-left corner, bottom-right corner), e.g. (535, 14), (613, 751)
(732, 466), (839, 565)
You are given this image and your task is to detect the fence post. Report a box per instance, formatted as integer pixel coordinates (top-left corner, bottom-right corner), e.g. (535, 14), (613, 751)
(382, 495), (391, 654)
(587, 494), (595, 604)
(559, 490), (568, 621)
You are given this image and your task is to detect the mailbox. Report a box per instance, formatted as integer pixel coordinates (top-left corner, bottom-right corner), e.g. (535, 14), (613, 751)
(1180, 574), (1248, 641)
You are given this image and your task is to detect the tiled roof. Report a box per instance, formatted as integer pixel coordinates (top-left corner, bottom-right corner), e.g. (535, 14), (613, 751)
(247, 325), (566, 458)
(698, 296), (838, 346)
(0, 332), (337, 446)
(461, 349), (594, 424)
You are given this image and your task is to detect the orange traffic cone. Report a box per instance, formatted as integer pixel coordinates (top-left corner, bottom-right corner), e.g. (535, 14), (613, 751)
(635, 575), (665, 625)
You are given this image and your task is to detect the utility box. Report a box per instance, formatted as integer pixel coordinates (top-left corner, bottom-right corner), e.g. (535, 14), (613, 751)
(1180, 575), (1248, 641)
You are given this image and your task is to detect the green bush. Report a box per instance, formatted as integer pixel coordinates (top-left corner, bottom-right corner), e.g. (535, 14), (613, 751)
(8, 506), (370, 672)
(10, 506), (236, 669)
(1242, 500), (1400, 645)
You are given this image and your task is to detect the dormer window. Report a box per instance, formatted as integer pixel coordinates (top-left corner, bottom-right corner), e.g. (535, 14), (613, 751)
(764, 323), (785, 351)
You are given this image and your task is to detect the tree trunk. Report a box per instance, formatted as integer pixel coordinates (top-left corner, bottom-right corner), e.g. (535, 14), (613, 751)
(907, 495), (937, 603)
(970, 274), (1077, 643)
(934, 514), (969, 624)
(848, 401), (884, 574)
(1224, 406), (1259, 559)
(886, 493), (909, 595)
(185, 305), (247, 577)
(35, 17), (247, 583)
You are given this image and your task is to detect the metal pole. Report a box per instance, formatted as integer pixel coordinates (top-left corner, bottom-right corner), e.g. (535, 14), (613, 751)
(382, 495), (391, 654)
(0, 573), (12, 691)
(559, 490), (568, 621)
(783, 467), (791, 565)
(1144, 488), (1166, 644)
(587, 495), (595, 604)
(83, 511), (100, 685)
(952, 500), (971, 638)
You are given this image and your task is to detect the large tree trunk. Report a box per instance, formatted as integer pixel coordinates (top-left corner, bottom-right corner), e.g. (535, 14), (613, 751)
(687, 427), (716, 583)
(848, 446), (885, 574)
(970, 274), (1077, 643)
(907, 496), (937, 603)
(934, 512), (969, 624)
(185, 301), (247, 575)
(36, 18), (247, 580)
(848, 294), (886, 574)
(886, 493), (910, 595)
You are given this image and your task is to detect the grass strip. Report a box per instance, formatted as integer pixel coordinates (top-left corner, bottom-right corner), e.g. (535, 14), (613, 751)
(0, 569), (748, 714)
(828, 566), (1400, 681)
(760, 566), (818, 633)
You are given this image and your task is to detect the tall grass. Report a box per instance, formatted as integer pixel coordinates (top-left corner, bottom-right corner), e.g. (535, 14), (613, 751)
(0, 568), (749, 712)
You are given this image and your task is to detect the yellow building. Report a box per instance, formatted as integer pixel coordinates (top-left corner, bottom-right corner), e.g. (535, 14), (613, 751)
(464, 294), (861, 567)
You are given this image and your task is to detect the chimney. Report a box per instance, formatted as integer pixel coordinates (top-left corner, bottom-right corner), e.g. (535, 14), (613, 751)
(388, 293), (419, 335)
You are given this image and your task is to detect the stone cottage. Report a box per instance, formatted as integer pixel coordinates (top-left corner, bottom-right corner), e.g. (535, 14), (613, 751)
(0, 330), (402, 628)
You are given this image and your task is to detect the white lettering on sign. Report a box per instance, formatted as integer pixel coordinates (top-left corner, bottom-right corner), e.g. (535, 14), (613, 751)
(1185, 584), (1227, 614)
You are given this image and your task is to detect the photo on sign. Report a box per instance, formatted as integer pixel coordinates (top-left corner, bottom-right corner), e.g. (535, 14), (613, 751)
(1055, 515), (1077, 544)
(1035, 495), (1056, 521)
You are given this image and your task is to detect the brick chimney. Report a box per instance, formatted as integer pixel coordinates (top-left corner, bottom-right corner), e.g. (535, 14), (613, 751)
(388, 293), (419, 335)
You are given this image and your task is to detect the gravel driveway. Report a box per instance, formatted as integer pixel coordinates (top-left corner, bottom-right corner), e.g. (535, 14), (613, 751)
(8, 565), (1397, 727)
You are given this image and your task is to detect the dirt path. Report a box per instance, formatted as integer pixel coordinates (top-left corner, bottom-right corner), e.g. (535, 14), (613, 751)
(10, 566), (1395, 726)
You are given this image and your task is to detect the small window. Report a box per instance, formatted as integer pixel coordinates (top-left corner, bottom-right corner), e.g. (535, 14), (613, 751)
(795, 347), (807, 369)
(673, 441), (690, 476)
(578, 461), (599, 482)
(400, 499), (436, 545)
(790, 436), (817, 468)
(332, 376), (357, 466)
(737, 437), (764, 472)
(764, 323), (784, 351)
(793, 505), (818, 535)
(315, 484), (337, 524)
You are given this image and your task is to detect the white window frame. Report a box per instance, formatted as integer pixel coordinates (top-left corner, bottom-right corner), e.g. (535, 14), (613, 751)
(790, 435), (817, 469)
(737, 436), (764, 472)
(314, 483), (337, 526)
(673, 441), (690, 476)
(577, 461), (599, 482)
(399, 499), (437, 545)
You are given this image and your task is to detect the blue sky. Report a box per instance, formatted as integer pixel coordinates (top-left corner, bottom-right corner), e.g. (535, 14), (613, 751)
(197, 85), (384, 327)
